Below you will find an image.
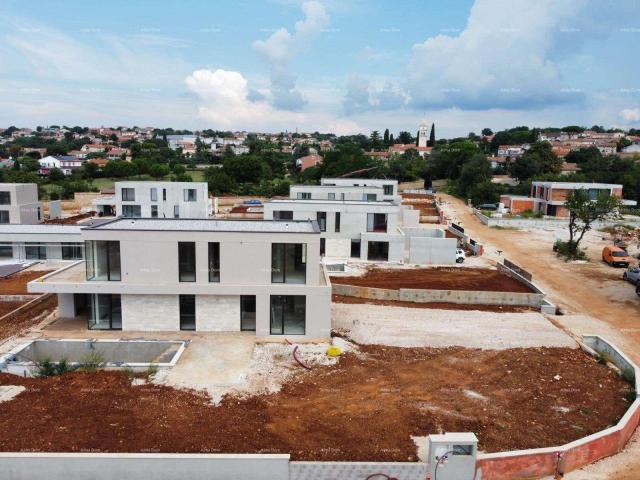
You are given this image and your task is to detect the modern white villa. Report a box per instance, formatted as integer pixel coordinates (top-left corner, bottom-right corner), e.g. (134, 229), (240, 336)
(28, 218), (331, 339)
(264, 178), (456, 264)
(0, 183), (42, 224)
(0, 224), (83, 261)
(93, 181), (212, 218)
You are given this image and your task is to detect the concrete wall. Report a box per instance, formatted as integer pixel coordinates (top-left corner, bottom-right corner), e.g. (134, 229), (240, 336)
(0, 183), (41, 224)
(122, 294), (179, 331)
(290, 185), (382, 201)
(196, 295), (241, 331)
(332, 284), (544, 307)
(115, 181), (211, 219)
(290, 462), (426, 480)
(0, 453), (290, 480)
(407, 236), (457, 264)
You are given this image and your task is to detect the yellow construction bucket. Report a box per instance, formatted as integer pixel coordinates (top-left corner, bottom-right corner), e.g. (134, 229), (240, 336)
(326, 346), (342, 357)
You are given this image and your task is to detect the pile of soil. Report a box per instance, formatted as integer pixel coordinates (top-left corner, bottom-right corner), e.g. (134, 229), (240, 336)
(332, 294), (536, 313)
(331, 267), (534, 293)
(402, 193), (435, 200)
(0, 296), (56, 341)
(0, 270), (53, 295)
(0, 301), (26, 318)
(0, 346), (630, 461)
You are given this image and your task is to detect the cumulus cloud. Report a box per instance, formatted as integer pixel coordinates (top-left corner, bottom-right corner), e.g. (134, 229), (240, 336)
(620, 108), (640, 123)
(407, 0), (590, 110)
(253, 1), (329, 110)
(343, 75), (407, 114)
(185, 68), (361, 134)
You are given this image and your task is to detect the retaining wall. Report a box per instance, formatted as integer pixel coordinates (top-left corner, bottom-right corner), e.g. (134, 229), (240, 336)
(476, 335), (640, 480)
(332, 283), (544, 307)
(474, 208), (640, 230)
(0, 453), (290, 480)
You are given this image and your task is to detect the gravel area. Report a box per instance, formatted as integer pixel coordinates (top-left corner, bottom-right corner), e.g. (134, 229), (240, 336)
(333, 303), (576, 349)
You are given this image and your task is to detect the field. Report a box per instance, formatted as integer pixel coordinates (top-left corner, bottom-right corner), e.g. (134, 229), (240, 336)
(0, 346), (630, 461)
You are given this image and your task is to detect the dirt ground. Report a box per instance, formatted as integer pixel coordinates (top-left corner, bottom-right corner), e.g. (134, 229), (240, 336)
(0, 301), (26, 318)
(0, 296), (57, 341)
(332, 294), (536, 312)
(331, 266), (534, 293)
(0, 270), (53, 295)
(438, 193), (640, 478)
(44, 212), (95, 224)
(0, 346), (630, 461)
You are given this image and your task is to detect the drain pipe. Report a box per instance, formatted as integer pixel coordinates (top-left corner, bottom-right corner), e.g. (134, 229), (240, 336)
(284, 338), (312, 371)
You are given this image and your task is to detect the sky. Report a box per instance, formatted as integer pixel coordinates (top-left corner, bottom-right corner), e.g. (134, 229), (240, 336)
(0, 0), (639, 137)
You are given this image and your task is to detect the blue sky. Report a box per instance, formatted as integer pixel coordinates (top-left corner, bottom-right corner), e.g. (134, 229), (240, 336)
(0, 0), (638, 137)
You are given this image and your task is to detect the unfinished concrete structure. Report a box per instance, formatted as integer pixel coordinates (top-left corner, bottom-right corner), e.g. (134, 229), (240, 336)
(0, 224), (83, 261)
(0, 183), (42, 224)
(28, 218), (331, 339)
(93, 181), (212, 218)
(264, 179), (455, 264)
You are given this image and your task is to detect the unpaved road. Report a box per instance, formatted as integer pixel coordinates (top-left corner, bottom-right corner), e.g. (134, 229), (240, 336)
(438, 193), (640, 479)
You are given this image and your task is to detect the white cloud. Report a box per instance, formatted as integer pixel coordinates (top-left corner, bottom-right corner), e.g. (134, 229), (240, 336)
(620, 108), (640, 123)
(252, 1), (329, 110)
(343, 75), (408, 114)
(185, 68), (361, 134)
(407, 0), (590, 110)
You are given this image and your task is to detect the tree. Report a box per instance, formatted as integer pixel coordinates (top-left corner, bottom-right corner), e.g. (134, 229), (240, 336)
(223, 156), (270, 184)
(204, 167), (235, 195)
(427, 123), (435, 147)
(369, 130), (381, 150)
(511, 142), (562, 180)
(149, 163), (170, 179)
(563, 189), (622, 259)
(48, 167), (65, 182)
(383, 129), (390, 146)
(397, 131), (413, 144)
(457, 154), (492, 199)
(482, 128), (493, 136)
(565, 147), (601, 165)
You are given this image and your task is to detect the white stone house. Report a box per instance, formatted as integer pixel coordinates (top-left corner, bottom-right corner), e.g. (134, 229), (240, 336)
(93, 181), (212, 219)
(28, 218), (331, 339)
(0, 183), (42, 224)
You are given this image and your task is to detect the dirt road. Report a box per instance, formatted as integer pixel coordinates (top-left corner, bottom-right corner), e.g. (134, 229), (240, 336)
(438, 193), (640, 479)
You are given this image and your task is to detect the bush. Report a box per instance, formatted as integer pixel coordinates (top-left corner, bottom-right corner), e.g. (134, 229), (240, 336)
(35, 357), (76, 377)
(79, 350), (105, 372)
(519, 209), (543, 219)
(554, 240), (588, 261)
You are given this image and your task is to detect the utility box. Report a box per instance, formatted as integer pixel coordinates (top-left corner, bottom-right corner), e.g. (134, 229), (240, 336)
(427, 432), (478, 480)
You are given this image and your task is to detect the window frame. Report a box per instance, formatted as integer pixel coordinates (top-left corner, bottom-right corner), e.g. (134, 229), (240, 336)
(178, 242), (196, 282)
(0, 191), (11, 205)
(184, 188), (197, 202)
(208, 242), (220, 282)
(121, 187), (135, 202)
(150, 187), (158, 202)
(271, 243), (307, 284)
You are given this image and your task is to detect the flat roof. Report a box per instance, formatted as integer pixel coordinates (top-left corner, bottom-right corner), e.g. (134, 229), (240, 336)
(321, 177), (397, 183)
(0, 224), (83, 235)
(532, 181), (622, 189)
(84, 217), (319, 233)
(291, 184), (382, 190)
(268, 199), (397, 206)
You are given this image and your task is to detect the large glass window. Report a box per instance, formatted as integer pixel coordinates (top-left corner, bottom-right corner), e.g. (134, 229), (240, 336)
(25, 242), (46, 260)
(270, 295), (306, 335)
(335, 212), (341, 232)
(241, 296), (256, 332)
(296, 192), (311, 200)
(85, 241), (120, 281)
(367, 213), (388, 232)
(151, 205), (158, 218)
(174, 205), (180, 218)
(271, 243), (306, 284)
(0, 192), (10, 205)
(121, 188), (135, 201)
(273, 210), (293, 221)
(61, 242), (83, 260)
(363, 193), (377, 201)
(316, 212), (327, 232)
(178, 242), (196, 282)
(208, 242), (220, 282)
(0, 243), (13, 258)
(184, 189), (197, 202)
(150, 188), (157, 201)
(328, 192), (335, 200)
(179, 295), (196, 330)
(0, 210), (8, 224)
(88, 294), (121, 330)
(383, 184), (394, 195)
(122, 205), (141, 217)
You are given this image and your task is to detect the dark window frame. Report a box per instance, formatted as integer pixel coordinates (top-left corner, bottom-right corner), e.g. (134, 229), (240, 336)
(316, 211), (327, 232)
(0, 192), (11, 205)
(0, 210), (9, 224)
(274, 210), (293, 221)
(269, 295), (306, 335)
(208, 242), (220, 282)
(88, 293), (122, 330)
(271, 243), (307, 284)
(335, 212), (341, 232)
(240, 295), (256, 332)
(121, 188), (135, 201)
(85, 240), (121, 281)
(179, 295), (196, 331)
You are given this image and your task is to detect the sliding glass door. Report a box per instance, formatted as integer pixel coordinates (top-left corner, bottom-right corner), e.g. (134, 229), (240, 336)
(240, 296), (256, 332)
(270, 295), (306, 335)
(88, 294), (122, 330)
